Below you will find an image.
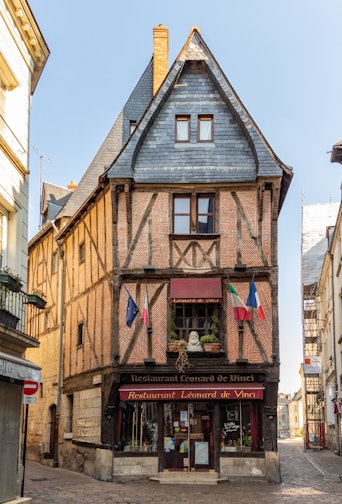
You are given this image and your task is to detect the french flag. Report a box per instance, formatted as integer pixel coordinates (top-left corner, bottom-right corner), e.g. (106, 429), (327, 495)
(246, 279), (265, 321)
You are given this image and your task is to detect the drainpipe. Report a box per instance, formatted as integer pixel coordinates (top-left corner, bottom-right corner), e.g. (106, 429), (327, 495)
(328, 251), (341, 455)
(51, 220), (65, 467)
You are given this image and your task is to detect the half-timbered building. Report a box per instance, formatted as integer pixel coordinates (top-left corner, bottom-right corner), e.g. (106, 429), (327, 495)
(26, 25), (292, 483)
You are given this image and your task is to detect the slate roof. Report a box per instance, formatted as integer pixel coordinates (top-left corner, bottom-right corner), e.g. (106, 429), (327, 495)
(44, 26), (292, 236)
(56, 59), (154, 219)
(106, 28), (293, 212)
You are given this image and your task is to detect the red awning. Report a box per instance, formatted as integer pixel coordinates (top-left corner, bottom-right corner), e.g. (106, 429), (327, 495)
(170, 278), (222, 303)
(119, 383), (264, 401)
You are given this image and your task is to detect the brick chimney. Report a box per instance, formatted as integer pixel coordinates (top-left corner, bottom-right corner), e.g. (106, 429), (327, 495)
(153, 24), (168, 95)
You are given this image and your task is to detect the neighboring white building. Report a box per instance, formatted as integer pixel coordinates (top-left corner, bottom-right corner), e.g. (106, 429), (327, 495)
(301, 201), (340, 450)
(0, 1), (49, 502)
(277, 393), (291, 438)
(288, 388), (303, 439)
(317, 193), (342, 454)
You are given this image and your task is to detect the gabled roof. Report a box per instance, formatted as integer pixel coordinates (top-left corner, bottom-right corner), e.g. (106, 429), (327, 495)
(106, 27), (292, 210)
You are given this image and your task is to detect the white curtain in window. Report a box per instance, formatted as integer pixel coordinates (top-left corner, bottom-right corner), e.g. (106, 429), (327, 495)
(199, 119), (212, 141)
(177, 120), (189, 141)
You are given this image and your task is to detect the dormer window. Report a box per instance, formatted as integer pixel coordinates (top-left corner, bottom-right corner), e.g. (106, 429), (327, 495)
(130, 120), (137, 135)
(198, 115), (213, 142)
(175, 115), (190, 142)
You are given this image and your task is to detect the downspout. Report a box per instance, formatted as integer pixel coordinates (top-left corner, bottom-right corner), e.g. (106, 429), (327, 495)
(51, 221), (65, 467)
(328, 250), (341, 455)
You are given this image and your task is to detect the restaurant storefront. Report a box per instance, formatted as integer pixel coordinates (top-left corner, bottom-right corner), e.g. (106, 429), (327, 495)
(114, 373), (265, 475)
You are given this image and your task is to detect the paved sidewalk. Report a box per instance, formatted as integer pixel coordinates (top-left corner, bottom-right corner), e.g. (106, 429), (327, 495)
(24, 440), (342, 503)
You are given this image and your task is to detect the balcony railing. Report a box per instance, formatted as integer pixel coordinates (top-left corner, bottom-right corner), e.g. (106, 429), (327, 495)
(0, 284), (43, 341)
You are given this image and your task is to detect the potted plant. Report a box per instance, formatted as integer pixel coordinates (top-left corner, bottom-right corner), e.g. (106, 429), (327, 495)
(237, 435), (252, 452)
(0, 267), (22, 293)
(200, 308), (221, 351)
(168, 310), (180, 351)
(200, 334), (221, 352)
(27, 288), (47, 309)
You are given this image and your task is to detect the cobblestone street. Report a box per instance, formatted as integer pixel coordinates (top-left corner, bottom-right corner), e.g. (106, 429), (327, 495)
(24, 440), (342, 503)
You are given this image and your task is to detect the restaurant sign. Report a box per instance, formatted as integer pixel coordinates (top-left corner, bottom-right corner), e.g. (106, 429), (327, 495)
(119, 383), (264, 401)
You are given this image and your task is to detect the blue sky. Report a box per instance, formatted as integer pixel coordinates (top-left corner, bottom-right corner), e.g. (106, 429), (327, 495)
(28, 0), (342, 394)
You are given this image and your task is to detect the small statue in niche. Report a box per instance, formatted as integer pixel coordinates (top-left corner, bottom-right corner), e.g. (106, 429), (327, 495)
(187, 331), (203, 351)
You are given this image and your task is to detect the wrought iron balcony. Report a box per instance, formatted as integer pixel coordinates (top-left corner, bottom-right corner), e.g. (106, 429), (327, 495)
(0, 283), (44, 342)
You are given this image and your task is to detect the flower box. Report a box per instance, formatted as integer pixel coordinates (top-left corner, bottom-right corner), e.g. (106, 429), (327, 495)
(202, 342), (221, 352)
(168, 341), (180, 352)
(0, 308), (19, 330)
(0, 273), (22, 293)
(27, 293), (47, 309)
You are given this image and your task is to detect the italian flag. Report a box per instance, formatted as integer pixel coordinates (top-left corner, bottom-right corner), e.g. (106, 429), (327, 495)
(229, 282), (252, 321)
(142, 286), (149, 326)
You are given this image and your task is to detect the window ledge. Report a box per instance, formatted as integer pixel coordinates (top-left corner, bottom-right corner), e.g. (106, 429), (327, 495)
(174, 143), (215, 149)
(167, 350), (226, 359)
(170, 233), (220, 240)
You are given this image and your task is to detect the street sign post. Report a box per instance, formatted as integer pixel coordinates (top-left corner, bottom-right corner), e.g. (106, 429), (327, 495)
(21, 381), (39, 497)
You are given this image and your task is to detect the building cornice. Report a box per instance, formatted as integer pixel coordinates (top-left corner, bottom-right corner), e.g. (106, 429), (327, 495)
(4, 0), (49, 92)
(0, 133), (27, 176)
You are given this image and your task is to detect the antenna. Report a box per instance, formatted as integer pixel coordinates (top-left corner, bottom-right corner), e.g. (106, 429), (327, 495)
(32, 147), (53, 229)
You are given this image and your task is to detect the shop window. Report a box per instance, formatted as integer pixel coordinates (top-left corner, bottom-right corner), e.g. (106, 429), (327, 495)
(198, 115), (214, 142)
(117, 402), (158, 452)
(220, 401), (262, 452)
(173, 303), (219, 341)
(175, 115), (190, 142)
(173, 194), (214, 234)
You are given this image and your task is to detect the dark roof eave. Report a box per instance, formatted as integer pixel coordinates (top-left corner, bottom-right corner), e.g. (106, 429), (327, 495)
(331, 142), (342, 164)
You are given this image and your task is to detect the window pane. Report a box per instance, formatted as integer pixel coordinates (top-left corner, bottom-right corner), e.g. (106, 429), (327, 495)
(173, 303), (219, 339)
(199, 116), (213, 141)
(198, 216), (214, 233)
(118, 402), (158, 452)
(176, 116), (190, 142)
(174, 216), (190, 234)
(197, 197), (214, 233)
(174, 198), (190, 213)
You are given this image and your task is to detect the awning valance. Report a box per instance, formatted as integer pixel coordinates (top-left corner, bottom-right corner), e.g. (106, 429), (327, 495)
(0, 351), (42, 382)
(119, 383), (264, 401)
(170, 278), (222, 303)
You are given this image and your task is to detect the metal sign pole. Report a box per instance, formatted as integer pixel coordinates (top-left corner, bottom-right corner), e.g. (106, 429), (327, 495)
(21, 403), (29, 497)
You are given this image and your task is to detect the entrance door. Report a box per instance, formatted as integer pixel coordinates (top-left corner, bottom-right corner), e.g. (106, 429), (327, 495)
(163, 402), (214, 471)
(49, 404), (57, 457)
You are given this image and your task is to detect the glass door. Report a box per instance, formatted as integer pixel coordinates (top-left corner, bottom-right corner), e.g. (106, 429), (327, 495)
(163, 402), (214, 471)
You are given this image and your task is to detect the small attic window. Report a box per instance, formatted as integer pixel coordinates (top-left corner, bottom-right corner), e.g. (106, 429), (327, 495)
(175, 115), (190, 142)
(198, 115), (213, 142)
(130, 121), (137, 135)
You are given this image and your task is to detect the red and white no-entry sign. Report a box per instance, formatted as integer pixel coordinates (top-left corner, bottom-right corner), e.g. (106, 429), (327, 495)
(23, 381), (38, 396)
